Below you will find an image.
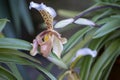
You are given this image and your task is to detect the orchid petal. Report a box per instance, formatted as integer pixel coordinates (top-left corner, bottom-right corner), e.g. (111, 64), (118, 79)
(40, 38), (53, 57)
(29, 1), (40, 10)
(72, 48), (97, 61)
(52, 36), (63, 58)
(74, 18), (95, 26)
(29, 1), (56, 18)
(45, 7), (56, 18)
(54, 18), (74, 28)
(29, 2), (47, 10)
(76, 48), (97, 57)
(35, 30), (53, 57)
(61, 38), (67, 44)
(30, 39), (38, 56)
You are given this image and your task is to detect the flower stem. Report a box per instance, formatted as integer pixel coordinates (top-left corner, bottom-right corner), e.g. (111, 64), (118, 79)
(74, 4), (120, 21)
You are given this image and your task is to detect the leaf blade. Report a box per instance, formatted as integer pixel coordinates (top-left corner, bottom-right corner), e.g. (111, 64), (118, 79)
(0, 38), (32, 50)
(7, 63), (23, 80)
(0, 66), (17, 80)
(0, 19), (9, 32)
(94, 20), (120, 38)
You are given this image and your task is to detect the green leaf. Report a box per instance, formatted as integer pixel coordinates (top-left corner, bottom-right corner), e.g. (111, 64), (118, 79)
(9, 0), (21, 36)
(63, 27), (92, 54)
(88, 39), (120, 80)
(0, 38), (32, 50)
(0, 19), (9, 32)
(80, 56), (93, 80)
(48, 54), (68, 69)
(105, 30), (120, 42)
(0, 48), (40, 64)
(0, 52), (32, 65)
(110, 15), (120, 20)
(31, 62), (57, 80)
(95, 51), (119, 80)
(70, 37), (100, 80)
(7, 63), (23, 80)
(19, 0), (34, 34)
(79, 36), (104, 80)
(37, 75), (45, 80)
(90, 30), (120, 51)
(0, 66), (17, 80)
(62, 28), (96, 64)
(96, 15), (120, 25)
(96, 17), (113, 25)
(0, 49), (56, 79)
(89, 36), (106, 50)
(92, 9), (112, 22)
(94, 20), (120, 38)
(0, 49), (33, 65)
(102, 54), (118, 80)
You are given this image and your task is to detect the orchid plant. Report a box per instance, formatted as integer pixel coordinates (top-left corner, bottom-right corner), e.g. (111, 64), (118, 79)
(0, 0), (120, 80)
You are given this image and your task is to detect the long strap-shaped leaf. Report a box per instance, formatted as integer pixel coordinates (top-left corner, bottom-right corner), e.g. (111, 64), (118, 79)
(0, 49), (57, 80)
(62, 28), (96, 64)
(0, 48), (40, 64)
(7, 63), (23, 80)
(0, 66), (17, 80)
(63, 27), (92, 54)
(88, 39), (120, 80)
(0, 38), (31, 50)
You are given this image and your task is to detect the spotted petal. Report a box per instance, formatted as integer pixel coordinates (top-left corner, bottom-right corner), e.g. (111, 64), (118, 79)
(52, 36), (63, 58)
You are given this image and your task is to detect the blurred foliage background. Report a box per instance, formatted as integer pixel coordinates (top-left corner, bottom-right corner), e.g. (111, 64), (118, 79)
(0, 0), (120, 80)
(0, 0), (34, 38)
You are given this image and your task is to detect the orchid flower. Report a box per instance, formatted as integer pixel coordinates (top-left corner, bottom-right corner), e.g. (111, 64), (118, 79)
(72, 48), (97, 61)
(29, 1), (67, 58)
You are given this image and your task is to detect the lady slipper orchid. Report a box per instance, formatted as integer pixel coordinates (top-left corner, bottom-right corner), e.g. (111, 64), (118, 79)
(29, 1), (67, 58)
